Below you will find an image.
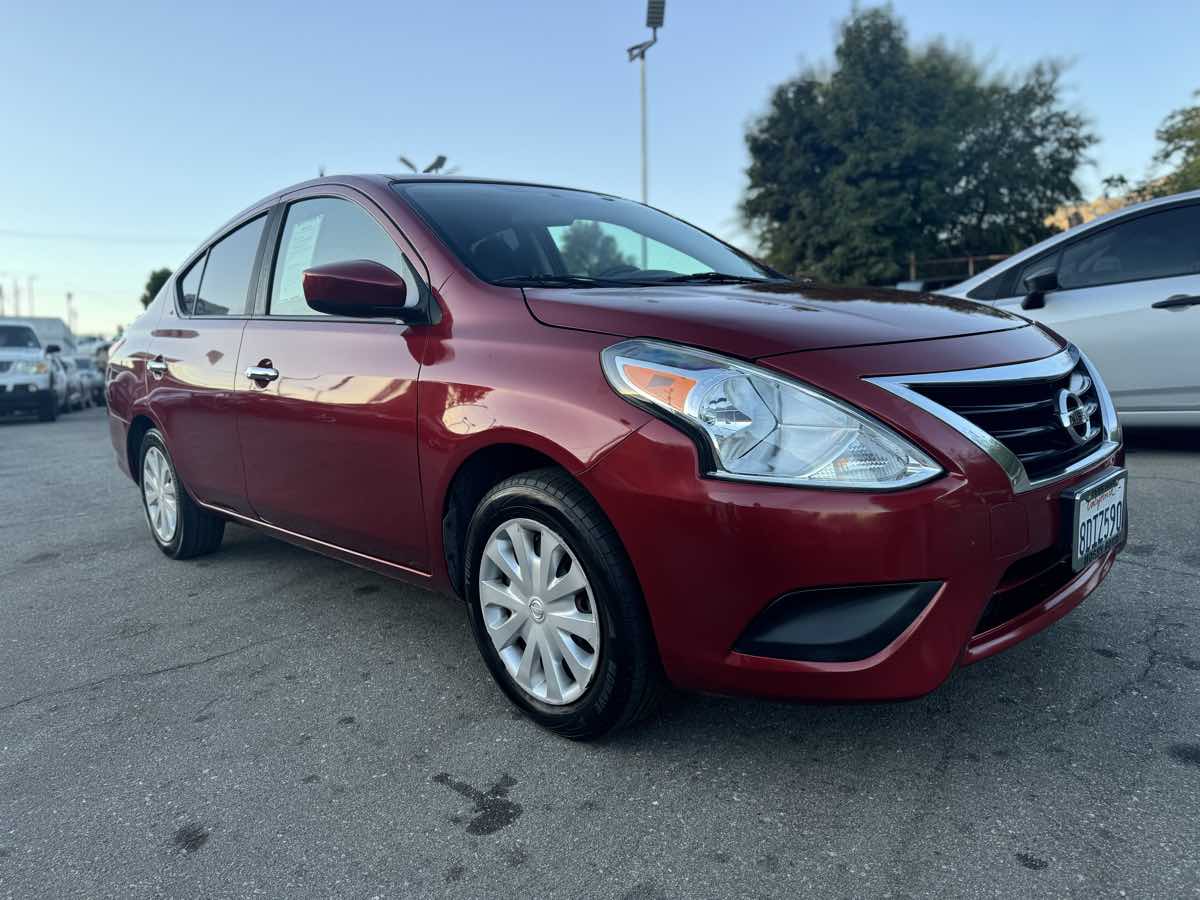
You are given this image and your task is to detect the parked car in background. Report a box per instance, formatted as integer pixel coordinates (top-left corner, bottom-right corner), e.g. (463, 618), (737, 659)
(0, 321), (64, 421)
(5, 316), (77, 354)
(107, 176), (1126, 738)
(73, 355), (104, 405)
(55, 355), (88, 411)
(894, 276), (962, 293)
(946, 189), (1200, 427)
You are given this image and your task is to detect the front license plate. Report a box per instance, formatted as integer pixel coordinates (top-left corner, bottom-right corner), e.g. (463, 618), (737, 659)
(1064, 469), (1127, 572)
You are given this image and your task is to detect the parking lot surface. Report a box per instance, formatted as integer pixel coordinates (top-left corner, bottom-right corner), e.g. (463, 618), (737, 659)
(1, 408), (1198, 899)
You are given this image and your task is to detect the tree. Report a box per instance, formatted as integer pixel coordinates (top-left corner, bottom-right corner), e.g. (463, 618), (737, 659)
(558, 221), (634, 275)
(740, 7), (1095, 284)
(140, 268), (172, 308)
(1150, 91), (1200, 196)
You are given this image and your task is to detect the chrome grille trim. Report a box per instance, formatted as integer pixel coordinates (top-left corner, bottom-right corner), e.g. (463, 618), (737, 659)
(866, 346), (1121, 494)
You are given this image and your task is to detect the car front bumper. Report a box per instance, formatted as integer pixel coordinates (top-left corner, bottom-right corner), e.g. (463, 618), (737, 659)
(580, 416), (1123, 702)
(0, 381), (53, 412)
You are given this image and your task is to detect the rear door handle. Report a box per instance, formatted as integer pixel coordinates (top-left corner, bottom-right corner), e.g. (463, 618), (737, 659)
(1151, 294), (1200, 309)
(147, 357), (168, 377)
(245, 365), (279, 383)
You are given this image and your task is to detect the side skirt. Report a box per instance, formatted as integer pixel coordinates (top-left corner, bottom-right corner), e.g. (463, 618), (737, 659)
(195, 500), (434, 585)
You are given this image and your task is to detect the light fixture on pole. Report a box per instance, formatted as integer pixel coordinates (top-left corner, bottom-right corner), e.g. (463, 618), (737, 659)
(627, 0), (665, 268)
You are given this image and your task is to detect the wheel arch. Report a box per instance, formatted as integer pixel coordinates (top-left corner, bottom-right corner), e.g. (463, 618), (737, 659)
(440, 441), (573, 598)
(126, 414), (158, 484)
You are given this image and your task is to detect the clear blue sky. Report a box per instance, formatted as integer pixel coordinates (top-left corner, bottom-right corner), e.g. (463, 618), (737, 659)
(1, 0), (1196, 335)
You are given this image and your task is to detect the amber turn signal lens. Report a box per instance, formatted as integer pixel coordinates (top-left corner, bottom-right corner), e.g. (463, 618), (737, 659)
(620, 363), (697, 413)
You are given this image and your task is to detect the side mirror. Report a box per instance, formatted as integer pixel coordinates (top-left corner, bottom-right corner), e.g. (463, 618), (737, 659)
(302, 259), (412, 318)
(1021, 266), (1059, 310)
(44, 343), (62, 355)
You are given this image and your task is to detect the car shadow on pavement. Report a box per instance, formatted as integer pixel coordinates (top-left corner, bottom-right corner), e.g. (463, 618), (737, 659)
(177, 501), (1193, 828)
(1122, 427), (1200, 453)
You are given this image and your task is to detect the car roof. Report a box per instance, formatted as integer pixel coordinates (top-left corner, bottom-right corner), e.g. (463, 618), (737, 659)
(190, 175), (630, 263)
(952, 187), (1200, 294)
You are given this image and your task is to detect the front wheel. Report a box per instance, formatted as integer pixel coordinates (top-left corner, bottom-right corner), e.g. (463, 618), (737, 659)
(138, 429), (225, 559)
(464, 468), (664, 740)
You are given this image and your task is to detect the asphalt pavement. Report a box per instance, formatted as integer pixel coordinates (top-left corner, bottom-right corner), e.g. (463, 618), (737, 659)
(1, 407), (1198, 899)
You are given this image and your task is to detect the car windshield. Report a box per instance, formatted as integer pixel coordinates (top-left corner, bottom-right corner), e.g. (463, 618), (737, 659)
(0, 325), (41, 349)
(394, 181), (783, 288)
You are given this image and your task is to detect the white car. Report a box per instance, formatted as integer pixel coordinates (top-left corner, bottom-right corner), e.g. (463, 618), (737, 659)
(0, 322), (65, 421)
(945, 190), (1200, 427)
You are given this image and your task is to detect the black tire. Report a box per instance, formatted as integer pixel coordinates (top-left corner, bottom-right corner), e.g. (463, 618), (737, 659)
(37, 394), (57, 422)
(138, 428), (225, 559)
(464, 468), (664, 740)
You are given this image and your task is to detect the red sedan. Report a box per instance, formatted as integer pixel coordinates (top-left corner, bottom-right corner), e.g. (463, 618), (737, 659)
(106, 176), (1127, 738)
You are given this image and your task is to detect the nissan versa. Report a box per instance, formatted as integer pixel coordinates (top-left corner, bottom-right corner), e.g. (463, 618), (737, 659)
(106, 176), (1127, 739)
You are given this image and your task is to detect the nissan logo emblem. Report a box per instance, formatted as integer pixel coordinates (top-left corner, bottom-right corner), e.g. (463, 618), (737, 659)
(1057, 373), (1098, 445)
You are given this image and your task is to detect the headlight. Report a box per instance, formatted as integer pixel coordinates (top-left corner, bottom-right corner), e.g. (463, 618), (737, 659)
(601, 340), (942, 489)
(11, 360), (50, 375)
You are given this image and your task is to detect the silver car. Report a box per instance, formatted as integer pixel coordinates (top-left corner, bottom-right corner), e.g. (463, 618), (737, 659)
(56, 355), (88, 411)
(73, 355), (105, 405)
(945, 190), (1200, 427)
(0, 322), (65, 421)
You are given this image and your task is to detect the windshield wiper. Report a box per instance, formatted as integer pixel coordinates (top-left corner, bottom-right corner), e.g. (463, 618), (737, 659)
(650, 272), (776, 285)
(492, 274), (630, 288)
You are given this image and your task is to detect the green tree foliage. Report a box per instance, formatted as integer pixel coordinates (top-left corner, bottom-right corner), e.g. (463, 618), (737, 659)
(140, 267), (172, 308)
(558, 221), (634, 275)
(1150, 91), (1200, 196)
(740, 8), (1096, 284)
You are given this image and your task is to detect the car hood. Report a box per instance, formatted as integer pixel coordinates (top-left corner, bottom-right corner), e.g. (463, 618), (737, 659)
(524, 281), (1026, 358)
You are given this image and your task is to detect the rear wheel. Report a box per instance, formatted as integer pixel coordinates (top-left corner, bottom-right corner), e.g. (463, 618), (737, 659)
(138, 429), (225, 559)
(464, 468), (664, 739)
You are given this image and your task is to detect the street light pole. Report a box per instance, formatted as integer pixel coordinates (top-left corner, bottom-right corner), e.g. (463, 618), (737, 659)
(27, 275), (37, 316)
(627, 1), (665, 269)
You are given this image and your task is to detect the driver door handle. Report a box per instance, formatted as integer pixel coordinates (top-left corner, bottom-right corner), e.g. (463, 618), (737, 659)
(1152, 294), (1200, 310)
(245, 365), (279, 383)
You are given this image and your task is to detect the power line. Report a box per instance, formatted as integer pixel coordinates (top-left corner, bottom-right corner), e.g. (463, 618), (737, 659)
(0, 227), (196, 245)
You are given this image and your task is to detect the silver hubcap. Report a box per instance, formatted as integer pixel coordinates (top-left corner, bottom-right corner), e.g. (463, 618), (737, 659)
(142, 446), (178, 543)
(478, 518), (600, 706)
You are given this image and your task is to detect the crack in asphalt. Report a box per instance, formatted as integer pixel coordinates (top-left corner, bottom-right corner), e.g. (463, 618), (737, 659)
(0, 637), (287, 715)
(1050, 607), (1190, 729)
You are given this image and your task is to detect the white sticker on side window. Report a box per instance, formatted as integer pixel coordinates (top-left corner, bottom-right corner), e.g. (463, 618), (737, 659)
(276, 214), (324, 310)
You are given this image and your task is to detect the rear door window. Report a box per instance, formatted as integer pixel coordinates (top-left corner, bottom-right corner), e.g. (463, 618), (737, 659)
(189, 215), (268, 316)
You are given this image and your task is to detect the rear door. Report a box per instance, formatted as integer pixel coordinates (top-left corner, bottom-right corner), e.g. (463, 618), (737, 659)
(148, 212), (269, 514)
(234, 189), (429, 570)
(991, 202), (1200, 414)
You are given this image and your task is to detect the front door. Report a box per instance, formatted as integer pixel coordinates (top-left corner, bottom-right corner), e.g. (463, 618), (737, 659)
(993, 202), (1200, 414)
(234, 192), (429, 570)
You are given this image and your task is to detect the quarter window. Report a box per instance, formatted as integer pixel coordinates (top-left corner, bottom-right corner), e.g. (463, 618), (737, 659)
(1058, 204), (1200, 289)
(190, 215), (268, 316)
(177, 254), (206, 315)
(268, 197), (419, 316)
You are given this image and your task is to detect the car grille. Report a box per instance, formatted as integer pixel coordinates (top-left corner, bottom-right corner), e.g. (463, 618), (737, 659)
(907, 356), (1104, 483)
